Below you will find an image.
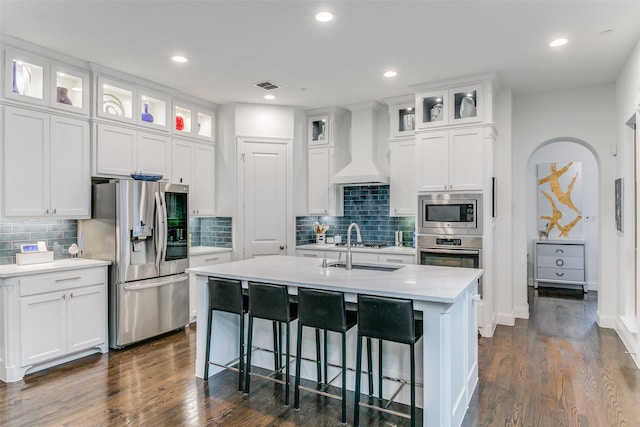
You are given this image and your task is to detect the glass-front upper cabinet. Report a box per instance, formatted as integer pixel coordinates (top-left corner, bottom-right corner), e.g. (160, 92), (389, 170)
(173, 102), (216, 141)
(385, 95), (415, 138)
(308, 115), (329, 145)
(4, 48), (90, 115)
(139, 90), (169, 130)
(415, 83), (483, 129)
(97, 77), (135, 123)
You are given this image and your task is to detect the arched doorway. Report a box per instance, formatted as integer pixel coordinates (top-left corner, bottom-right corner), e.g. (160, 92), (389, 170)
(525, 139), (600, 299)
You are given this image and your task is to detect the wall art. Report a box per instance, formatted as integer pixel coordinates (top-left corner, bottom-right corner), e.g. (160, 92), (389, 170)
(537, 162), (582, 238)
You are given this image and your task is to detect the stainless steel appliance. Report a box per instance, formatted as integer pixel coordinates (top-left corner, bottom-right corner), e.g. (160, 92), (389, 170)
(417, 234), (483, 296)
(417, 193), (482, 235)
(80, 180), (189, 348)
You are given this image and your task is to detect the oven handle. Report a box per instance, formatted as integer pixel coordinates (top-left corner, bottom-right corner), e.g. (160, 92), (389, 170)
(420, 248), (480, 256)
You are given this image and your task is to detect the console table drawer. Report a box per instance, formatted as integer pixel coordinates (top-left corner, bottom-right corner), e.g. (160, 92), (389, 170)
(536, 256), (584, 269)
(537, 267), (584, 282)
(536, 243), (584, 258)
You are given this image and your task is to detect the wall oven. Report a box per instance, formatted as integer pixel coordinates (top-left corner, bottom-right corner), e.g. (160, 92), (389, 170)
(417, 193), (482, 235)
(417, 234), (483, 296)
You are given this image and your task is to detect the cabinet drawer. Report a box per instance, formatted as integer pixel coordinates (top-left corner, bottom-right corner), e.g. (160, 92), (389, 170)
(537, 267), (584, 282)
(537, 256), (584, 269)
(189, 252), (232, 268)
(379, 255), (416, 264)
(19, 267), (106, 296)
(536, 244), (583, 258)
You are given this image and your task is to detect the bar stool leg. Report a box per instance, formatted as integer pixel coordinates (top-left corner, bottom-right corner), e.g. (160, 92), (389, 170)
(272, 321), (279, 371)
(379, 339), (383, 401)
(410, 342), (416, 427)
(204, 309), (213, 381)
(285, 322), (291, 406)
(354, 334), (363, 427)
(238, 311), (245, 391)
(323, 330), (328, 385)
(366, 337), (373, 396)
(341, 330), (347, 424)
(244, 315), (254, 394)
(294, 323), (304, 410)
(315, 328), (322, 383)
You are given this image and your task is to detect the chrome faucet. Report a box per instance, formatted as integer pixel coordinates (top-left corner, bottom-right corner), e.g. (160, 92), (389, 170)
(345, 222), (362, 270)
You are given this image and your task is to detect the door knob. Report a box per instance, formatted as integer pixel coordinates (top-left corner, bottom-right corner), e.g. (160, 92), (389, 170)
(280, 245), (285, 250)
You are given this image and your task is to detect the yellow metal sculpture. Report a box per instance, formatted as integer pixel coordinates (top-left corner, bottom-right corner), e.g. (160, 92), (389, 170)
(538, 162), (582, 237)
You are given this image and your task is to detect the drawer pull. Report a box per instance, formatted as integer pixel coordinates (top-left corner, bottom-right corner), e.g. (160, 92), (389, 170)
(555, 272), (565, 277)
(555, 249), (564, 253)
(303, 254), (318, 257)
(204, 257), (219, 262)
(556, 259), (564, 267)
(55, 276), (81, 283)
(385, 258), (403, 263)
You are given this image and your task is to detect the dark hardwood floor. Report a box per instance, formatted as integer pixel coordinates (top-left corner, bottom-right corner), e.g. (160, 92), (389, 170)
(1, 287), (639, 426)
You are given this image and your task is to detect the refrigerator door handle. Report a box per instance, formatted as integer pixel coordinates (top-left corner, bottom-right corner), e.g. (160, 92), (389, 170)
(122, 274), (188, 291)
(159, 191), (169, 264)
(154, 191), (164, 268)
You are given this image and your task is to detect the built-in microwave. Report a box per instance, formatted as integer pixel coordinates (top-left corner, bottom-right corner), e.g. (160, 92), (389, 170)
(417, 193), (482, 235)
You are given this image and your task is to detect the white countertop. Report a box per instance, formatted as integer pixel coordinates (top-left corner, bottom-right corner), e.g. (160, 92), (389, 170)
(297, 243), (416, 256)
(0, 258), (111, 278)
(188, 255), (481, 304)
(189, 246), (233, 256)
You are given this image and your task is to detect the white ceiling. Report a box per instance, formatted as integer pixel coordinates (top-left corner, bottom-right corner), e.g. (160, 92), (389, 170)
(1, 0), (639, 110)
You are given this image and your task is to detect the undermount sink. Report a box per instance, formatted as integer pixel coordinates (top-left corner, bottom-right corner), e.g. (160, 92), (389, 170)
(327, 262), (403, 272)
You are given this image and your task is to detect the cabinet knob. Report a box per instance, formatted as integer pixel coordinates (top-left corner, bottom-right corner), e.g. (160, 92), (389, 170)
(45, 209), (49, 215)
(53, 208), (57, 215)
(555, 272), (565, 277)
(555, 249), (564, 253)
(69, 292), (74, 299)
(280, 245), (285, 250)
(62, 294), (66, 300)
(556, 259), (564, 266)
(180, 178), (183, 183)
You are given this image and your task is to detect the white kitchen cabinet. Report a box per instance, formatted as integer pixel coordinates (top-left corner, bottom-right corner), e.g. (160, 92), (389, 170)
(4, 48), (90, 116)
(306, 106), (349, 216)
(416, 128), (490, 192)
(173, 101), (216, 142)
(415, 83), (485, 130)
(94, 123), (170, 178)
(307, 147), (344, 216)
(0, 262), (109, 382)
(389, 139), (416, 216)
(385, 95), (415, 138)
(3, 106), (90, 218)
(171, 139), (216, 216)
(296, 248), (415, 265)
(188, 250), (232, 322)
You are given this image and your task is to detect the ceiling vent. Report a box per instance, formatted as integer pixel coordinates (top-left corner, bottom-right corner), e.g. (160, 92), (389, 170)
(254, 81), (280, 91)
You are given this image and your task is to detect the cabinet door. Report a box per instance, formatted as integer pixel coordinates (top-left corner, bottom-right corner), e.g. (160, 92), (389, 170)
(67, 285), (106, 353)
(308, 148), (331, 215)
(50, 116), (90, 217)
(192, 142), (215, 216)
(171, 140), (193, 185)
(416, 132), (449, 192)
(137, 131), (169, 176)
(3, 107), (50, 216)
(96, 124), (137, 176)
(449, 129), (483, 191)
(389, 140), (416, 216)
(20, 291), (67, 366)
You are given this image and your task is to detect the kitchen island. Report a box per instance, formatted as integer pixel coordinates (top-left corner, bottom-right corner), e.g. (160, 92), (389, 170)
(188, 255), (482, 427)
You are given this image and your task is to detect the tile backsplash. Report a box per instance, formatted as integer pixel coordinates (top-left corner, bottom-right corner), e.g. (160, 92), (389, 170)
(296, 185), (415, 246)
(0, 219), (78, 265)
(189, 217), (233, 248)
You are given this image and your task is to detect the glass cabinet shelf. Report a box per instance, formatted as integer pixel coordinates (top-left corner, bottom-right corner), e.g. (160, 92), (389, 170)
(140, 93), (167, 128)
(385, 95), (416, 138)
(416, 83), (483, 129)
(197, 112), (213, 139)
(53, 65), (89, 114)
(453, 89), (477, 120)
(175, 105), (192, 133)
(398, 107), (415, 132)
(101, 83), (133, 119)
(12, 58), (44, 101)
(173, 102), (216, 141)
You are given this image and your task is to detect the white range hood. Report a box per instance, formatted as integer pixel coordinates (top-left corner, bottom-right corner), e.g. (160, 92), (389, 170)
(331, 101), (389, 186)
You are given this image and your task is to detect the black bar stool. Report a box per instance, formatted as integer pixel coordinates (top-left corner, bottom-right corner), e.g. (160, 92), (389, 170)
(203, 277), (248, 391)
(293, 288), (358, 424)
(245, 281), (298, 406)
(354, 294), (424, 427)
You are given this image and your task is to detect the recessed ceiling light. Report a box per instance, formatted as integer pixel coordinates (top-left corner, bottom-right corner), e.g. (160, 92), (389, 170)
(549, 38), (568, 47)
(264, 94), (276, 100)
(315, 11), (333, 22)
(171, 55), (188, 63)
(383, 70), (397, 78)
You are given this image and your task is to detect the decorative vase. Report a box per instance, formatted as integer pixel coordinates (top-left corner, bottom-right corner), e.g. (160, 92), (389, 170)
(430, 103), (443, 122)
(176, 115), (184, 130)
(141, 103), (154, 123)
(56, 87), (72, 105)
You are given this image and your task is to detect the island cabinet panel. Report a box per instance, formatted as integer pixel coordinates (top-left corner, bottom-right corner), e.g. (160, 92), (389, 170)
(0, 262), (109, 383)
(189, 256), (479, 427)
(187, 250), (232, 322)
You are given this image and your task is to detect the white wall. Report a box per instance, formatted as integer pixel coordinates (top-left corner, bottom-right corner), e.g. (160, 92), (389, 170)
(614, 37), (640, 365)
(511, 83), (618, 326)
(235, 103), (294, 139)
(526, 142), (599, 289)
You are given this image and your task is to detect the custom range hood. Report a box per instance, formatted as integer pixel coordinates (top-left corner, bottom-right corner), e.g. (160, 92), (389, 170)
(332, 101), (389, 185)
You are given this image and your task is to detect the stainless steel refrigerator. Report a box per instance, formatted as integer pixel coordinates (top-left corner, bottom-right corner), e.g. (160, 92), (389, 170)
(80, 179), (189, 349)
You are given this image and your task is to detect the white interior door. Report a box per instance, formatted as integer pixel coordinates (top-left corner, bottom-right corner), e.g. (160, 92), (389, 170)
(243, 141), (287, 258)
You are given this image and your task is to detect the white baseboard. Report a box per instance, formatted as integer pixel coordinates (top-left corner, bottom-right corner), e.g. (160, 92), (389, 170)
(615, 318), (640, 369)
(496, 312), (516, 326)
(514, 305), (530, 319)
(596, 312), (616, 329)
